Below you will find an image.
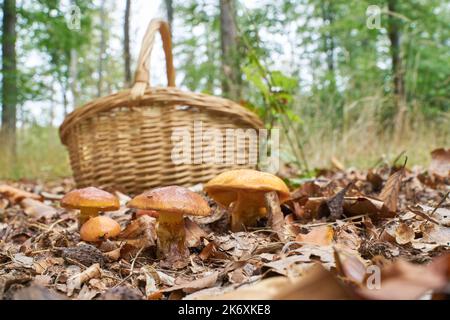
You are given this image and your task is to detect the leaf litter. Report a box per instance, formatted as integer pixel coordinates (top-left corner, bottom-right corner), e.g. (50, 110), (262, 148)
(0, 150), (449, 300)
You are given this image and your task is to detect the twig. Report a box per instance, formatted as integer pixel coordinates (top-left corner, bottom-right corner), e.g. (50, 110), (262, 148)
(113, 246), (145, 288)
(293, 214), (368, 228)
(429, 191), (449, 217)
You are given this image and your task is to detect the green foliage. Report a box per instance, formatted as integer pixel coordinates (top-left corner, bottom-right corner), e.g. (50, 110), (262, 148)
(0, 125), (70, 180)
(1, 0), (449, 180)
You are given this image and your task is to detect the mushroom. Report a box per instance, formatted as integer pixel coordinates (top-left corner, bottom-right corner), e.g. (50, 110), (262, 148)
(127, 186), (210, 265)
(60, 187), (120, 228)
(204, 169), (290, 232)
(80, 216), (121, 242)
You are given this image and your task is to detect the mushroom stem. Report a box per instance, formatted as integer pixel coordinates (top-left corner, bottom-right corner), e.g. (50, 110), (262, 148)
(78, 207), (100, 228)
(157, 212), (188, 261)
(231, 192), (267, 232)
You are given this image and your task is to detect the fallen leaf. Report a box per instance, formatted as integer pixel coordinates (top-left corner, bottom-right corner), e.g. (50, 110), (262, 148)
(66, 263), (101, 297)
(161, 272), (219, 294)
(98, 286), (143, 300)
(13, 283), (67, 300)
(185, 218), (207, 247)
(265, 191), (286, 240)
(20, 198), (58, 220)
(196, 264), (354, 300)
(395, 223), (415, 245)
(334, 248), (367, 284)
(379, 167), (405, 213)
(367, 170), (383, 192)
(421, 223), (450, 246)
(356, 255), (449, 300)
(429, 148), (450, 178)
(295, 225), (334, 246)
(12, 253), (34, 268)
(343, 196), (390, 217)
(199, 241), (229, 261)
(273, 264), (355, 299)
(0, 185), (42, 203)
(318, 183), (352, 219)
(118, 215), (156, 255)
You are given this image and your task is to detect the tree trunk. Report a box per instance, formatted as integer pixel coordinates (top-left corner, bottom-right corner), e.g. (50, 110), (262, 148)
(219, 0), (241, 101)
(97, 0), (107, 97)
(387, 0), (407, 140)
(164, 0), (174, 31)
(124, 0), (132, 87)
(320, 0), (335, 74)
(69, 49), (78, 111)
(1, 0), (17, 159)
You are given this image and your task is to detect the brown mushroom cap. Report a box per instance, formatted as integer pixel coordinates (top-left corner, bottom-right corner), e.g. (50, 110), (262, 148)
(61, 187), (119, 211)
(127, 186), (210, 216)
(79, 216), (121, 242)
(204, 169), (290, 206)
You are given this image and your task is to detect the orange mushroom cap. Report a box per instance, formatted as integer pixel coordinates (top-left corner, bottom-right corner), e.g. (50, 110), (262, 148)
(61, 187), (119, 211)
(127, 186), (210, 217)
(204, 169), (290, 206)
(80, 216), (121, 242)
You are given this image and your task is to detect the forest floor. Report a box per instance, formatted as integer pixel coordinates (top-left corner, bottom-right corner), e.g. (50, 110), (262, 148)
(0, 149), (449, 300)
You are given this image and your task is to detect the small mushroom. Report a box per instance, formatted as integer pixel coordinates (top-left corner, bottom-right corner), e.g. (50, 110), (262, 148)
(60, 187), (120, 228)
(80, 216), (121, 242)
(204, 169), (290, 232)
(127, 186), (210, 266)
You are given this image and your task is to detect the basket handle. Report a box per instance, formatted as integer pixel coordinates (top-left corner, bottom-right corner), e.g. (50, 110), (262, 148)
(130, 19), (175, 100)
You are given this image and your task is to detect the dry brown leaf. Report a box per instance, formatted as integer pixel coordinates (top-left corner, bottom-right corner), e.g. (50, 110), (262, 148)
(421, 223), (450, 246)
(198, 264), (354, 300)
(118, 215), (156, 251)
(367, 170), (383, 192)
(273, 264), (355, 299)
(20, 198), (58, 220)
(429, 148), (450, 178)
(379, 167), (405, 213)
(343, 196), (390, 217)
(185, 218), (207, 247)
(394, 223), (415, 245)
(265, 191), (285, 240)
(161, 272), (219, 294)
(318, 183), (351, 219)
(0, 185), (42, 203)
(356, 255), (449, 300)
(295, 225), (334, 246)
(334, 249), (367, 284)
(13, 283), (67, 300)
(67, 263), (101, 297)
(199, 241), (229, 261)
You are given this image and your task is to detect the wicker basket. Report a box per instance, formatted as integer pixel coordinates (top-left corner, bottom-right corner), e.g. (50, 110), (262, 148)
(59, 19), (264, 195)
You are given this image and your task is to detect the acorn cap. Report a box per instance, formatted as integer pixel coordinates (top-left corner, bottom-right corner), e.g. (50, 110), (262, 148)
(80, 216), (121, 242)
(127, 186), (210, 216)
(204, 169), (290, 206)
(61, 187), (119, 211)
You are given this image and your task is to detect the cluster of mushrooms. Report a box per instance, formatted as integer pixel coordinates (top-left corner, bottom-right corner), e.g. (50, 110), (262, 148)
(60, 169), (290, 265)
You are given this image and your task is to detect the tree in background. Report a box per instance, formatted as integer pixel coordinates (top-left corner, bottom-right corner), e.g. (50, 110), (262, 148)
(164, 0), (174, 30)
(1, 0), (18, 159)
(124, 0), (131, 87)
(219, 0), (241, 101)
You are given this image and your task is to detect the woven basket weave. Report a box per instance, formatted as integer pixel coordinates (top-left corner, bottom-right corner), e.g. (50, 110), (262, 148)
(59, 19), (264, 195)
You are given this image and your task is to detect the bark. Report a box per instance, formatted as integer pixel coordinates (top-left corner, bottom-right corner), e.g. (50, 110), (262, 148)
(69, 49), (78, 111)
(164, 0), (174, 31)
(1, 0), (17, 158)
(97, 0), (107, 97)
(219, 0), (241, 101)
(320, 0), (335, 74)
(124, 0), (132, 87)
(387, 0), (407, 139)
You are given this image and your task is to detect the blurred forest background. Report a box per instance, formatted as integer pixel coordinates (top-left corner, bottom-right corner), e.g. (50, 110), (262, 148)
(0, 0), (449, 180)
